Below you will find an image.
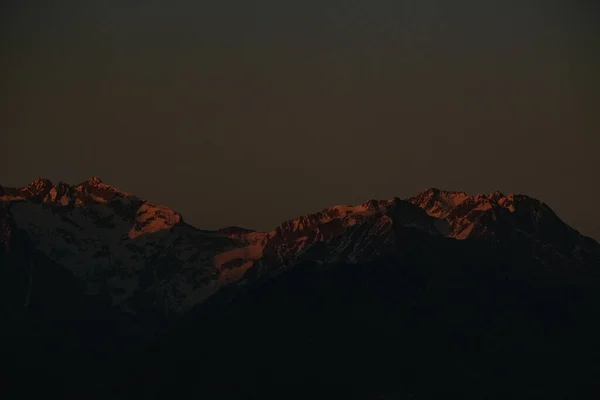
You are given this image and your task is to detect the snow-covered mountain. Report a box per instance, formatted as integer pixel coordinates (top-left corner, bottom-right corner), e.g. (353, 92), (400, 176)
(1, 177), (248, 324)
(408, 187), (600, 262)
(2, 178), (599, 330)
(3, 177), (600, 398)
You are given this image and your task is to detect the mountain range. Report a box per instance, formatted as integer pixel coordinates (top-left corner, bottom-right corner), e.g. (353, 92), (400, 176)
(2, 177), (600, 399)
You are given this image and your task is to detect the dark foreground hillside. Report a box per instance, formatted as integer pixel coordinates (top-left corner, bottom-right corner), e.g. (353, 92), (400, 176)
(136, 232), (600, 399)
(5, 229), (597, 399)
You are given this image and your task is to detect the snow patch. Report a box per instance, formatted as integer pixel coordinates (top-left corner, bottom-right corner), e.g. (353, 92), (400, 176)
(128, 203), (181, 239)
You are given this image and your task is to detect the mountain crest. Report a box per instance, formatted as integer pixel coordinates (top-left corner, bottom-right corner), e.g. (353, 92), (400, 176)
(26, 176), (53, 188)
(86, 176), (104, 185)
(74, 177), (127, 204)
(24, 177), (53, 195)
(487, 190), (505, 201)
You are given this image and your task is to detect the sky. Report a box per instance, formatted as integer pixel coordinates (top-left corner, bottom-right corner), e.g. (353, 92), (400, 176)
(1, 1), (599, 239)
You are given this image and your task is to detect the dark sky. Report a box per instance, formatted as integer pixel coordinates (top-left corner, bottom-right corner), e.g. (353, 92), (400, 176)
(1, 1), (599, 239)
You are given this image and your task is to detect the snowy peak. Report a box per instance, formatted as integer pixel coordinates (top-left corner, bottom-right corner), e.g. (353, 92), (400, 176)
(86, 176), (104, 185)
(73, 176), (128, 204)
(408, 188), (470, 219)
(0, 177), (54, 201)
(487, 190), (505, 202)
(407, 188), (583, 243)
(1, 177), (183, 240)
(408, 188), (519, 239)
(0, 176), (128, 205)
(264, 202), (378, 260)
(24, 177), (53, 196)
(263, 198), (444, 261)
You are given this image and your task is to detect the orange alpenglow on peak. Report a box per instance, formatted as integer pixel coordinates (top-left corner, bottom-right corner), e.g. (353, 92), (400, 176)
(87, 176), (104, 185)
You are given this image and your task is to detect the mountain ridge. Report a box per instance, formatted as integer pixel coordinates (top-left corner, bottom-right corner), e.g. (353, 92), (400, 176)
(3, 176), (595, 244)
(2, 177), (597, 283)
(3, 176), (600, 398)
(2, 177), (599, 311)
(2, 176), (598, 325)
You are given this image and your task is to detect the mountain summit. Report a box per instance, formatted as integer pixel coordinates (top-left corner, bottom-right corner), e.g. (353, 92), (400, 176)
(0, 176), (128, 205)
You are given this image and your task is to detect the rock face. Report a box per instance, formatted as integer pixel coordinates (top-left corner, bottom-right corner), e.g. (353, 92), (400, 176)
(408, 187), (600, 264)
(2, 178), (600, 398)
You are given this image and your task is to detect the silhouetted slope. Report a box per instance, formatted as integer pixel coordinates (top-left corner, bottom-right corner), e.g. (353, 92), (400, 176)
(113, 228), (600, 399)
